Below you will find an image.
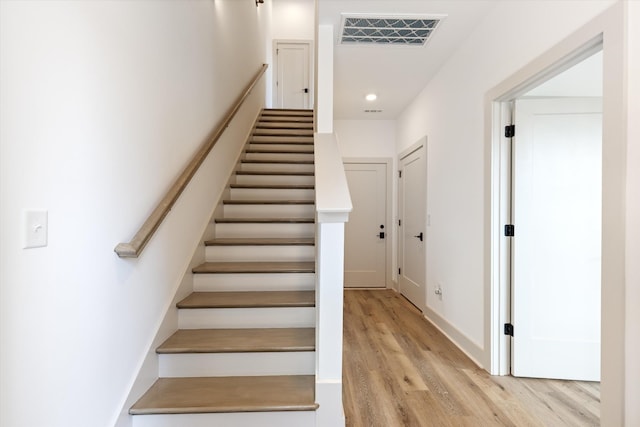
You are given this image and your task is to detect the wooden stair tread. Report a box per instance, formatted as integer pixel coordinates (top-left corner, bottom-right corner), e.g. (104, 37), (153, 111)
(214, 217), (314, 223)
(129, 375), (318, 415)
(262, 109), (313, 115)
(157, 328), (315, 354)
(230, 184), (314, 189)
(178, 290), (315, 308)
(253, 129), (314, 136)
(223, 199), (314, 205)
(241, 159), (314, 164)
(251, 136), (314, 144)
(250, 142), (314, 147)
(236, 171), (314, 176)
(193, 261), (315, 274)
(205, 237), (315, 246)
(246, 148), (314, 154)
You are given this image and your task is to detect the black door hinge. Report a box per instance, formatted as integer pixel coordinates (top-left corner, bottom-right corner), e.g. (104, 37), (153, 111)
(504, 323), (514, 336)
(505, 124), (515, 138)
(505, 224), (515, 237)
(398, 268), (401, 275)
(399, 170), (402, 178)
(398, 219), (402, 226)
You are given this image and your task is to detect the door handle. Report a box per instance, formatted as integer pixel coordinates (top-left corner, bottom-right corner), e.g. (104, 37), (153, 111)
(414, 232), (423, 242)
(303, 88), (309, 93)
(378, 232), (385, 239)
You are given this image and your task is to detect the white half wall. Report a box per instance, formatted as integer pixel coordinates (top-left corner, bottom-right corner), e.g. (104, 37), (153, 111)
(396, 0), (616, 364)
(0, 2), (267, 427)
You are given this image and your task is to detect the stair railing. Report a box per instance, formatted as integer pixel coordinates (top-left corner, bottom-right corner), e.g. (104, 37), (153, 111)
(114, 64), (268, 258)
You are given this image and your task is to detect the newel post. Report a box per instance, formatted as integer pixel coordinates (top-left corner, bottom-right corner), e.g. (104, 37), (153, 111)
(314, 133), (351, 426)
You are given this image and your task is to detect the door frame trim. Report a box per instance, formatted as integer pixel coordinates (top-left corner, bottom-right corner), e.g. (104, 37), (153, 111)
(343, 157), (393, 289)
(488, 38), (604, 376)
(485, 5), (627, 424)
(272, 39), (314, 109)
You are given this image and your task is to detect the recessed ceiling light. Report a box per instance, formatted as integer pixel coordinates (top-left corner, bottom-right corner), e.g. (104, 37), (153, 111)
(365, 93), (377, 101)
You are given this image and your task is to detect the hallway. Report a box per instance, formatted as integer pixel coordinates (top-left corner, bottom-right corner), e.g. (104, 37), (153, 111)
(343, 290), (600, 426)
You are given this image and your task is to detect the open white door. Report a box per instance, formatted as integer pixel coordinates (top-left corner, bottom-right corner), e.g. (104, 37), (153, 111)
(275, 42), (310, 109)
(344, 163), (387, 287)
(511, 97), (602, 380)
(398, 146), (426, 311)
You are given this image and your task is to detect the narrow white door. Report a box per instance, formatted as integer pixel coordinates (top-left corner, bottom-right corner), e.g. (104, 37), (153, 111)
(344, 163), (387, 288)
(398, 147), (426, 310)
(512, 97), (602, 380)
(275, 42), (310, 110)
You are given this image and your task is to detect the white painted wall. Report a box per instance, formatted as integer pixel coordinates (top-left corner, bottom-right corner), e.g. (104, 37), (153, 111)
(0, 2), (267, 427)
(316, 24), (334, 133)
(626, 2), (640, 425)
(396, 0), (615, 360)
(272, 0), (316, 41)
(266, 0), (315, 107)
(334, 120), (396, 158)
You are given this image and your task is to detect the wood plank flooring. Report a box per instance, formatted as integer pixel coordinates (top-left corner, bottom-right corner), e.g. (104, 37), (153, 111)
(343, 290), (600, 427)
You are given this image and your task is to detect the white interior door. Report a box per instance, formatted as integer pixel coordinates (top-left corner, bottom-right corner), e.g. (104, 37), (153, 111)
(512, 97), (602, 381)
(275, 42), (310, 110)
(398, 147), (426, 310)
(344, 163), (387, 288)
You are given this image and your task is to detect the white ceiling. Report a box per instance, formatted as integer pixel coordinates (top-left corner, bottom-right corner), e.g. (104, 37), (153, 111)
(318, 0), (498, 120)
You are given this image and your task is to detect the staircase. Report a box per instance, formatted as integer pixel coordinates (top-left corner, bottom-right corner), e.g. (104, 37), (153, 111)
(130, 109), (318, 427)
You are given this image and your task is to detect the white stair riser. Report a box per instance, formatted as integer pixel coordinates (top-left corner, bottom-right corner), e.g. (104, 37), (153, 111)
(230, 188), (314, 200)
(214, 223), (314, 238)
(254, 130), (313, 137)
(158, 352), (315, 377)
(178, 307), (315, 329)
(235, 174), (314, 186)
(132, 411), (316, 427)
(205, 245), (315, 262)
(251, 136), (314, 144)
(239, 163), (314, 173)
(193, 272), (315, 292)
(223, 204), (314, 218)
(245, 153), (314, 162)
(257, 122), (313, 128)
(248, 143), (313, 152)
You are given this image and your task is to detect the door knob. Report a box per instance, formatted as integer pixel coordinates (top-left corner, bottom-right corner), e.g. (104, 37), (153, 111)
(378, 232), (385, 239)
(303, 88), (309, 93)
(414, 232), (423, 241)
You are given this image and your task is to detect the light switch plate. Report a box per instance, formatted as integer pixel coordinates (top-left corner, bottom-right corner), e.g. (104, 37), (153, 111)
(23, 210), (48, 249)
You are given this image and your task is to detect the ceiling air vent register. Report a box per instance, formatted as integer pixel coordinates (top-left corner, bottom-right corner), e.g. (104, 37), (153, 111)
(340, 14), (443, 46)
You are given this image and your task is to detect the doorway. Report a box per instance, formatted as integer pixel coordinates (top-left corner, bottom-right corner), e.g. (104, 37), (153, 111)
(398, 141), (427, 311)
(494, 45), (603, 380)
(273, 41), (312, 109)
(343, 160), (391, 288)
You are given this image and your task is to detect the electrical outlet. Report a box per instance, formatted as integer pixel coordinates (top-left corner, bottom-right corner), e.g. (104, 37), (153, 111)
(435, 283), (443, 300)
(23, 210), (48, 249)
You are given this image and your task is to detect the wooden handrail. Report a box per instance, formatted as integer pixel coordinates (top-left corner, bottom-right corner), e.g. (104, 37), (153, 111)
(114, 64), (268, 258)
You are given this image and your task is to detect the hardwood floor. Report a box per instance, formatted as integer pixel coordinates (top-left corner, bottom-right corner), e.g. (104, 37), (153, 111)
(342, 290), (600, 427)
